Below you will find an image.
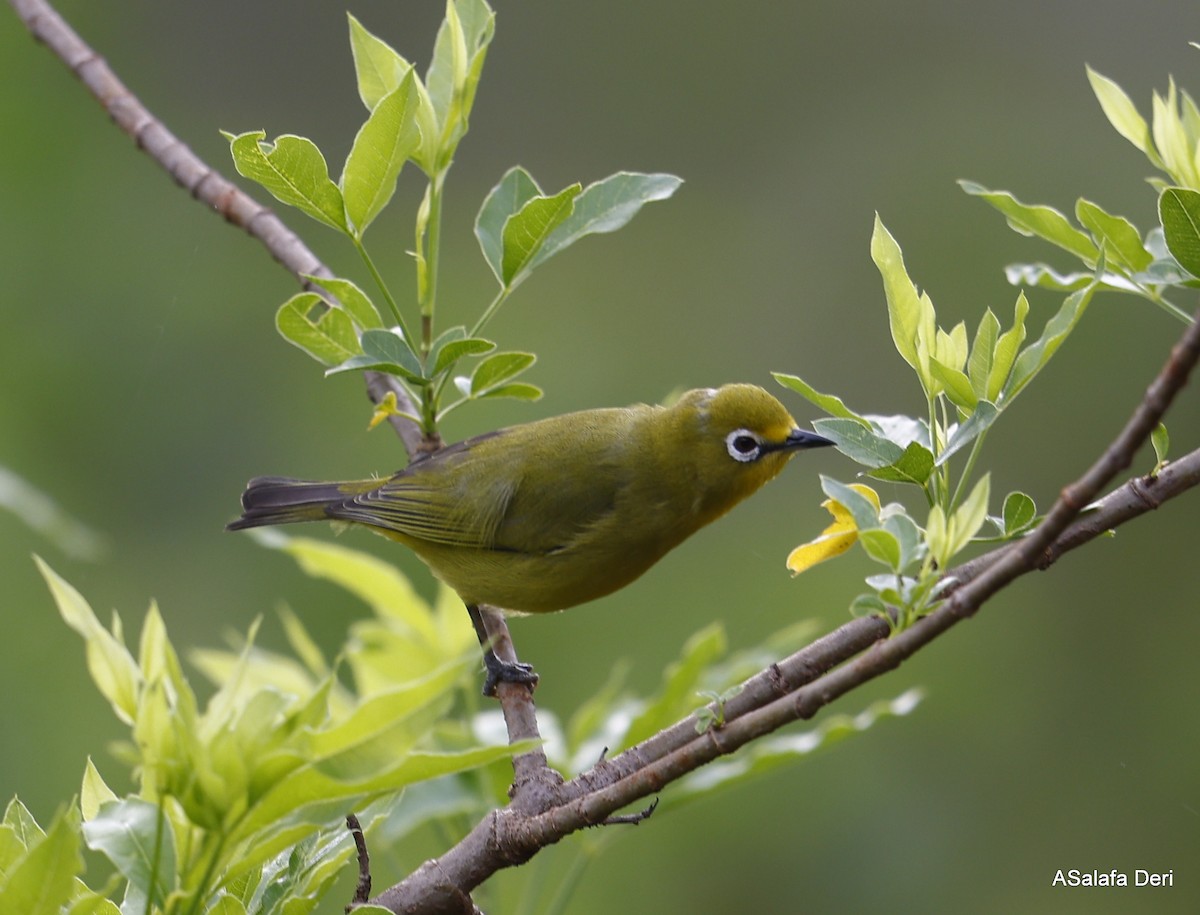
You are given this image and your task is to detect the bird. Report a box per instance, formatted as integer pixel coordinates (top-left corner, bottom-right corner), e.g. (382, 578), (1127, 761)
(227, 383), (833, 693)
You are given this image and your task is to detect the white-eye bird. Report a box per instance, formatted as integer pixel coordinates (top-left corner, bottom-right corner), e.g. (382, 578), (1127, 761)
(228, 383), (832, 693)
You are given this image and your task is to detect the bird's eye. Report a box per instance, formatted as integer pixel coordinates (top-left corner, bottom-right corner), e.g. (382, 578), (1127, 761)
(725, 429), (762, 462)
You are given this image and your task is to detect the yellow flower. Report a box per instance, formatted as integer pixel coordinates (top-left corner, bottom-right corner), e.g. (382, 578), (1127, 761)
(787, 484), (881, 575)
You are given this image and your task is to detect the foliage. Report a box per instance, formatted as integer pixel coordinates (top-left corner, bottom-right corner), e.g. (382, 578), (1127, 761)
(0, 548), (525, 915)
(225, 0), (680, 439)
(779, 63), (1200, 629)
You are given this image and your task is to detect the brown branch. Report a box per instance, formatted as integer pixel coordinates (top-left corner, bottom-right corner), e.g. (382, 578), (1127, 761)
(15, 1), (1200, 912)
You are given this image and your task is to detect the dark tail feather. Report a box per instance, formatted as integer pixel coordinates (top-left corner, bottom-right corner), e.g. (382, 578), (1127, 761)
(226, 476), (354, 531)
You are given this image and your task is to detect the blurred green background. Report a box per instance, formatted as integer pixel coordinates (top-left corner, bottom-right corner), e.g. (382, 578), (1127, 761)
(2, 1), (1198, 912)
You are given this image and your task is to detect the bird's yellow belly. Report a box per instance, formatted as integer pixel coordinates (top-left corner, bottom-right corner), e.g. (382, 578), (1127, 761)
(396, 535), (669, 614)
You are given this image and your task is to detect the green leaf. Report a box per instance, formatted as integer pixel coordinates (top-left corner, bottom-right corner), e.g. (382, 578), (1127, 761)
(470, 351), (536, 396)
(501, 184), (583, 287)
(80, 759), (118, 822)
(871, 215), (935, 389)
(306, 275), (384, 330)
(858, 528), (901, 570)
(327, 328), (424, 383)
(821, 476), (881, 531)
(0, 807), (81, 915)
(342, 70), (421, 236)
(432, 334), (496, 377)
(1004, 283), (1096, 403)
(476, 166), (542, 282)
(1075, 199), (1152, 271)
(948, 474), (991, 556)
(1001, 491), (1037, 535)
(988, 293), (1029, 402)
(929, 358), (977, 411)
(937, 400), (1000, 466)
(1158, 187), (1200, 277)
(771, 373), (871, 425)
(348, 13), (412, 111)
(1150, 423), (1170, 477)
(967, 309), (1000, 400)
(867, 441), (935, 485)
(1087, 67), (1161, 166)
(276, 293), (361, 367)
(812, 417), (904, 469)
(426, 0), (495, 163)
(530, 172), (683, 269)
(36, 558), (140, 725)
(883, 511), (925, 570)
(960, 181), (1099, 262)
(81, 800), (175, 911)
(227, 131), (347, 232)
(475, 382), (543, 402)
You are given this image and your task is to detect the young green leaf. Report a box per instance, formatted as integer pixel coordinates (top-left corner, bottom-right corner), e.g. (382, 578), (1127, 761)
(432, 336), (496, 376)
(937, 400), (999, 466)
(967, 308), (1000, 400)
(1150, 422), (1169, 477)
(81, 800), (176, 911)
(476, 382), (543, 401)
(772, 373), (871, 426)
(426, 0), (495, 166)
(1075, 199), (1152, 271)
(867, 441), (935, 485)
(0, 807), (81, 915)
(470, 351), (536, 396)
(475, 166), (541, 282)
(858, 528), (902, 571)
(501, 184), (583, 287)
(306, 275), (384, 330)
(36, 557), (140, 725)
(1004, 282), (1096, 403)
(327, 329), (425, 383)
(988, 292), (1029, 402)
(948, 473), (991, 556)
(227, 131), (347, 232)
(348, 13), (412, 111)
(342, 70), (421, 236)
(871, 215), (935, 390)
(1158, 187), (1200, 277)
(929, 358), (977, 412)
(1001, 491), (1037, 535)
(812, 417), (905, 469)
(531, 172), (683, 269)
(276, 293), (361, 366)
(959, 181), (1099, 262)
(1087, 66), (1161, 166)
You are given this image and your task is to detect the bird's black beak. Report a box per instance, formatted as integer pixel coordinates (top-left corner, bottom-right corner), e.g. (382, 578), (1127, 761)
(780, 428), (835, 451)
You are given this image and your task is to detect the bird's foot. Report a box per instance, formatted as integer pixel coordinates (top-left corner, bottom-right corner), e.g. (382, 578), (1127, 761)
(482, 650), (539, 697)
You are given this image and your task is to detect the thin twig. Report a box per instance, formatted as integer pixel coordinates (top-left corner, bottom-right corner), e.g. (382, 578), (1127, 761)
(345, 814), (371, 910)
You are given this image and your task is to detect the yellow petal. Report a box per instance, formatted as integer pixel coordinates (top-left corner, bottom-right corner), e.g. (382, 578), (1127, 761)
(787, 529), (858, 574)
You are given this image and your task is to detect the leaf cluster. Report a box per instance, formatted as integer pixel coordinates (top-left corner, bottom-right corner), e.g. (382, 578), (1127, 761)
(226, 0), (680, 439)
(776, 60), (1200, 629)
(2, 549), (525, 915)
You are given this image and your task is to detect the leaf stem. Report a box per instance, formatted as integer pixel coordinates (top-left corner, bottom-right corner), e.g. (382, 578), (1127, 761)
(353, 237), (414, 344)
(418, 171), (448, 355)
(471, 285), (513, 338)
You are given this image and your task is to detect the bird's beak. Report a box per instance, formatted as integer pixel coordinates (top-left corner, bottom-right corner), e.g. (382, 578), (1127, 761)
(780, 428), (835, 451)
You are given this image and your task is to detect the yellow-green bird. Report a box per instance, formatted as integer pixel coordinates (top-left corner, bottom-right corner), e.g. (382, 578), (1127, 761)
(228, 383), (832, 693)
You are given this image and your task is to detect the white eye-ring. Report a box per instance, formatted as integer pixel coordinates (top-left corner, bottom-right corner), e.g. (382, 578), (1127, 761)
(725, 429), (762, 462)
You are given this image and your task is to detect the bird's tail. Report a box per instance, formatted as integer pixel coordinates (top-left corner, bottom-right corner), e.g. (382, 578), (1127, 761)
(226, 476), (366, 531)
